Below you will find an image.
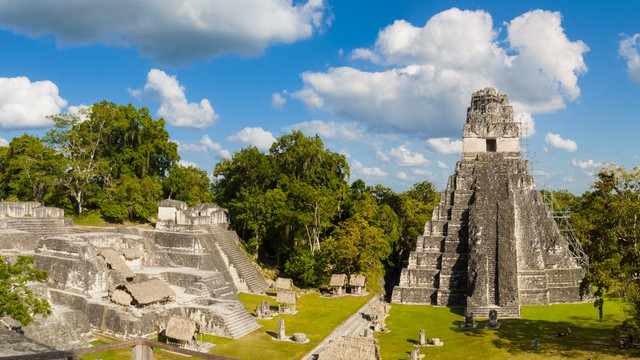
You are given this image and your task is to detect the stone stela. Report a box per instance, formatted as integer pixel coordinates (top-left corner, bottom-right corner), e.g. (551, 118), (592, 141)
(391, 88), (588, 318)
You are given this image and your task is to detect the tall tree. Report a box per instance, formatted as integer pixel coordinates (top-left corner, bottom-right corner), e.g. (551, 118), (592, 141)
(45, 109), (109, 215)
(46, 102), (179, 219)
(574, 165), (640, 321)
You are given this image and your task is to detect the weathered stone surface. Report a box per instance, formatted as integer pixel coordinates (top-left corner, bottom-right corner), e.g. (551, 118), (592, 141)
(0, 201), (267, 346)
(392, 88), (587, 317)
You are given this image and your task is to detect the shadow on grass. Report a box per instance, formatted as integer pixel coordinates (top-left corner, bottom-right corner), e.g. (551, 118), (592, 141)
(452, 317), (635, 358)
(448, 306), (465, 316)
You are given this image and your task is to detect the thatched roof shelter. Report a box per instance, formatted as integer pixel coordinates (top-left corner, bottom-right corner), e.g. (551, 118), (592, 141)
(349, 274), (366, 287)
(276, 291), (297, 305)
(330, 274), (347, 287)
(275, 277), (293, 290)
(109, 279), (175, 306)
(318, 336), (381, 360)
(166, 316), (197, 343)
(98, 248), (135, 280)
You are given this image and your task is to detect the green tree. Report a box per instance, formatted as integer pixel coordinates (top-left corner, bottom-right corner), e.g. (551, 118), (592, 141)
(0, 254), (51, 326)
(163, 164), (213, 206)
(574, 165), (640, 321)
(46, 102), (179, 219)
(0, 134), (65, 204)
(45, 109), (110, 216)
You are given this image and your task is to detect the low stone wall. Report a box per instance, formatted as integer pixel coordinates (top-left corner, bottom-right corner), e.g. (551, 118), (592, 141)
(0, 201), (64, 218)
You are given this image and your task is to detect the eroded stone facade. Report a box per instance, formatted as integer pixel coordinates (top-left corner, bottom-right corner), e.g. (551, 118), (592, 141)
(0, 200), (268, 350)
(391, 88), (587, 317)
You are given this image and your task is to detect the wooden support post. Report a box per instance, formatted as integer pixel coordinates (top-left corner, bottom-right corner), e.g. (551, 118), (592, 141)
(131, 343), (153, 360)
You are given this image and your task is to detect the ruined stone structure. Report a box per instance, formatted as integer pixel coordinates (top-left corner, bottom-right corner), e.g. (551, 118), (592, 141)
(391, 88), (587, 317)
(0, 200), (269, 350)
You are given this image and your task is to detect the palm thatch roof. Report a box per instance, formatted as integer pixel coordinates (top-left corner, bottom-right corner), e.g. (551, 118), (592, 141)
(330, 274), (347, 287)
(98, 248), (136, 279)
(276, 291), (297, 305)
(110, 279), (175, 306)
(275, 277), (293, 290)
(166, 316), (197, 342)
(318, 336), (381, 360)
(349, 274), (366, 287)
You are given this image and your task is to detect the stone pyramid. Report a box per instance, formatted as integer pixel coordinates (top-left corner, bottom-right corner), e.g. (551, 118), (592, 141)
(391, 88), (586, 317)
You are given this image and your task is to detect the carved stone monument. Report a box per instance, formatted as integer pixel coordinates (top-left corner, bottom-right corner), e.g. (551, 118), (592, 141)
(485, 309), (501, 329)
(419, 329), (426, 346)
(277, 318), (286, 340)
(391, 88), (587, 317)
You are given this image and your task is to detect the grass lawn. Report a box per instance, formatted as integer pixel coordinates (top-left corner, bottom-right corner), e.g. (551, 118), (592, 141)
(208, 291), (373, 359)
(376, 299), (639, 360)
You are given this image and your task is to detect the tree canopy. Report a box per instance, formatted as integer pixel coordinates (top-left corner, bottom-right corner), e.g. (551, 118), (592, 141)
(572, 165), (640, 332)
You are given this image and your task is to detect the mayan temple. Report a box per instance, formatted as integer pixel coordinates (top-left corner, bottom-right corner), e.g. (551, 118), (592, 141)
(391, 88), (587, 317)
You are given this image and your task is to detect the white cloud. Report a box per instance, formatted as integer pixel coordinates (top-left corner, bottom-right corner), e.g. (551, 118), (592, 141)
(437, 161), (448, 169)
(544, 133), (577, 152)
(376, 148), (390, 162)
(0, 0), (329, 64)
(286, 120), (364, 141)
(177, 159), (199, 168)
(0, 137), (8, 146)
(389, 145), (430, 166)
(227, 127), (276, 151)
(396, 171), (411, 180)
(176, 135), (229, 158)
(515, 112), (535, 138)
(412, 168), (434, 177)
(426, 137), (462, 155)
(619, 34), (640, 83)
(294, 8), (588, 138)
(351, 159), (387, 177)
(133, 69), (218, 128)
(0, 76), (67, 129)
(571, 159), (600, 170)
(271, 92), (287, 109)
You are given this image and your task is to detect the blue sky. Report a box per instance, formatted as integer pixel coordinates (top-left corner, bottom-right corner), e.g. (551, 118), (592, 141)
(0, 0), (639, 194)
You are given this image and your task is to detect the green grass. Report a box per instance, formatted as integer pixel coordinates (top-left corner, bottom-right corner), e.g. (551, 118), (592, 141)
(77, 295), (639, 360)
(376, 299), (639, 360)
(208, 292), (373, 359)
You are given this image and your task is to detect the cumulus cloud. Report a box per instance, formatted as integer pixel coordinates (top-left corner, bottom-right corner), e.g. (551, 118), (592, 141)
(0, 76), (67, 129)
(571, 159), (600, 170)
(619, 34), (640, 83)
(271, 92), (287, 109)
(176, 135), (230, 158)
(426, 137), (462, 155)
(396, 171), (411, 180)
(389, 145), (430, 166)
(177, 159), (199, 168)
(286, 120), (364, 141)
(351, 159), (387, 177)
(132, 69), (218, 128)
(227, 127), (276, 151)
(294, 8), (588, 137)
(516, 112), (535, 138)
(0, 137), (8, 146)
(545, 133), (577, 152)
(437, 161), (448, 169)
(0, 0), (329, 64)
